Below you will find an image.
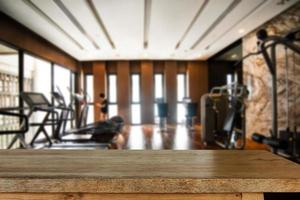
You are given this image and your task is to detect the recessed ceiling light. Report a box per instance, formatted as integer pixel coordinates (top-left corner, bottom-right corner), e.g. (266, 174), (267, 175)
(239, 29), (245, 34)
(231, 54), (237, 58)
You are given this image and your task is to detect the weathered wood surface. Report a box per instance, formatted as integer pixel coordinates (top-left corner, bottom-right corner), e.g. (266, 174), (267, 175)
(242, 193), (264, 200)
(0, 193), (242, 200)
(0, 150), (299, 193)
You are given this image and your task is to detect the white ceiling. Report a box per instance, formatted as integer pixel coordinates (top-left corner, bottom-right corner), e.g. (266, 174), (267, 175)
(0, 0), (298, 61)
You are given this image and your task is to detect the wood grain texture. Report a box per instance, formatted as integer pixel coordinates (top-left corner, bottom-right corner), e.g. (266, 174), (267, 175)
(0, 193), (242, 200)
(92, 62), (106, 121)
(117, 61), (130, 124)
(187, 61), (208, 122)
(141, 61), (154, 124)
(242, 193), (264, 200)
(164, 61), (177, 124)
(0, 150), (299, 193)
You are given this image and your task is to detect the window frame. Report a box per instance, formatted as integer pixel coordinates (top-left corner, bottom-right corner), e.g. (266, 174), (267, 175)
(176, 73), (187, 103)
(153, 73), (164, 123)
(176, 73), (187, 124)
(130, 73), (141, 125)
(107, 73), (118, 118)
(0, 39), (78, 147)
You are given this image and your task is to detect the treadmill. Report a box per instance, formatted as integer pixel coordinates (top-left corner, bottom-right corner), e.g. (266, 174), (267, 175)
(0, 108), (29, 149)
(51, 89), (122, 144)
(20, 92), (108, 149)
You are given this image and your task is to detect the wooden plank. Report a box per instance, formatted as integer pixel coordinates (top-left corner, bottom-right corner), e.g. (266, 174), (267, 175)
(117, 61), (130, 124)
(187, 61), (208, 121)
(0, 193), (242, 200)
(92, 62), (106, 121)
(141, 61), (154, 124)
(0, 150), (299, 193)
(164, 61), (177, 124)
(242, 193), (264, 200)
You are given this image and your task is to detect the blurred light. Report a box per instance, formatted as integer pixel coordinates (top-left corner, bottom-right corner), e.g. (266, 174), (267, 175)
(231, 54), (237, 59)
(239, 29), (245, 34)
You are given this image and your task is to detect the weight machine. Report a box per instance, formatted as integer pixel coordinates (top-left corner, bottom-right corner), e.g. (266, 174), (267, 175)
(241, 27), (300, 162)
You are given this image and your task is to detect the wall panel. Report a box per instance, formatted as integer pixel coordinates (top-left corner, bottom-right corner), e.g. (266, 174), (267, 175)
(92, 62), (106, 121)
(117, 61), (131, 124)
(164, 61), (178, 124)
(187, 61), (208, 122)
(82, 60), (208, 124)
(141, 61), (154, 124)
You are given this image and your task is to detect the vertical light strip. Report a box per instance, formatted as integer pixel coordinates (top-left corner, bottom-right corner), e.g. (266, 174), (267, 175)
(53, 0), (100, 49)
(86, 0), (115, 49)
(22, 0), (84, 50)
(175, 0), (209, 49)
(190, 0), (242, 50)
(144, 0), (152, 49)
(205, 0), (268, 50)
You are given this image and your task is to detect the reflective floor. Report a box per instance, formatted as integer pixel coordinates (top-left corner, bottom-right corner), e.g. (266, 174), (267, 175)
(112, 125), (266, 150)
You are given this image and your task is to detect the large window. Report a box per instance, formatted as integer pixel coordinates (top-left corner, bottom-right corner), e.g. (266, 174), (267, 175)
(0, 43), (19, 149)
(54, 64), (72, 128)
(154, 74), (164, 123)
(85, 74), (94, 124)
(24, 54), (52, 142)
(108, 74), (118, 118)
(177, 74), (187, 124)
(0, 42), (77, 148)
(24, 54), (52, 98)
(131, 74), (141, 124)
(54, 65), (71, 105)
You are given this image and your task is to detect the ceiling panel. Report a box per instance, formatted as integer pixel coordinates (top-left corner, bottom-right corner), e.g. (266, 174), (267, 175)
(179, 0), (235, 51)
(0, 0), (298, 60)
(92, 0), (144, 54)
(31, 0), (94, 50)
(196, 0), (299, 60)
(148, 0), (204, 58)
(0, 0), (84, 58)
(59, 0), (112, 50)
(196, 0), (266, 51)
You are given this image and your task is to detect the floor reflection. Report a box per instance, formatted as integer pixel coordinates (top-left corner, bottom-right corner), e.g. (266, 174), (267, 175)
(110, 124), (265, 150)
(118, 124), (201, 150)
(173, 125), (190, 150)
(126, 126), (145, 150)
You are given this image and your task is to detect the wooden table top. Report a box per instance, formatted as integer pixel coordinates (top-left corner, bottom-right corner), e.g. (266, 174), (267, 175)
(0, 150), (299, 193)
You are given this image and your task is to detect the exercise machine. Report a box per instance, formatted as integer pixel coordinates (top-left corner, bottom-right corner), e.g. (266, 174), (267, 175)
(247, 27), (300, 162)
(52, 88), (124, 144)
(20, 92), (59, 147)
(201, 83), (248, 149)
(0, 108), (29, 149)
(183, 97), (198, 130)
(21, 91), (120, 149)
(156, 98), (168, 131)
